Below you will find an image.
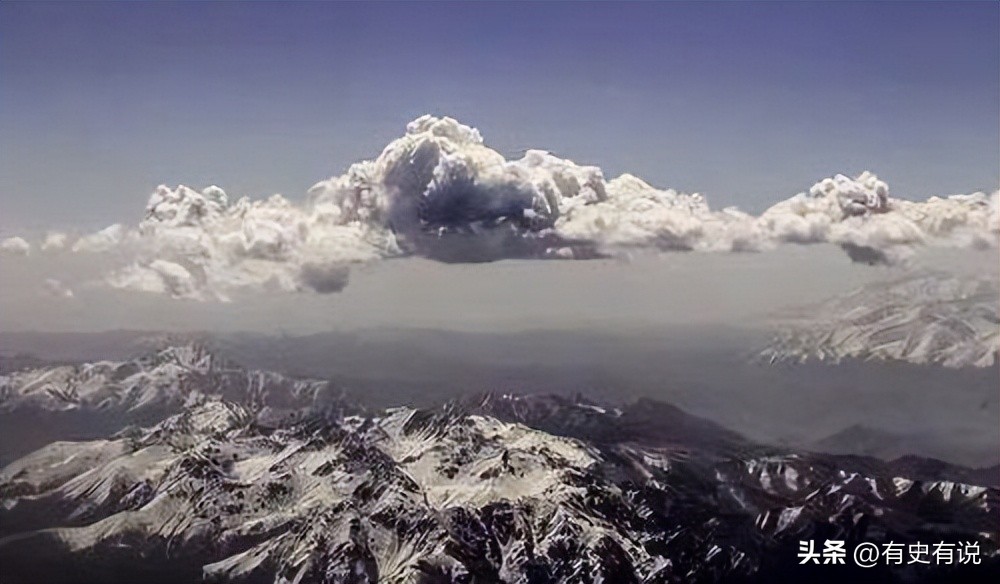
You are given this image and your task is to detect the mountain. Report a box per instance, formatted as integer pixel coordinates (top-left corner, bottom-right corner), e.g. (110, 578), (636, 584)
(0, 343), (336, 414)
(0, 344), (340, 465)
(0, 352), (997, 583)
(761, 273), (1000, 368)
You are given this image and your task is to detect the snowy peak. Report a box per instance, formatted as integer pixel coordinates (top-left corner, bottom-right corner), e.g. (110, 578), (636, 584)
(0, 343), (333, 414)
(2, 389), (997, 583)
(762, 273), (1000, 368)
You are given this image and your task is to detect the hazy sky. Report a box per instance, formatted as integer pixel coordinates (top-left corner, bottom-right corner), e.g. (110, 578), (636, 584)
(2, 1), (998, 233)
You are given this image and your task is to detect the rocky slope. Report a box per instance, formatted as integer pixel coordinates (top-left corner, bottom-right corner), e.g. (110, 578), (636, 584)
(1, 367), (997, 583)
(0, 344), (339, 465)
(761, 273), (1000, 368)
(0, 344), (335, 414)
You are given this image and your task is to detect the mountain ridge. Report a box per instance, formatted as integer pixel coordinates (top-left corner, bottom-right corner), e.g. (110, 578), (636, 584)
(1, 347), (997, 583)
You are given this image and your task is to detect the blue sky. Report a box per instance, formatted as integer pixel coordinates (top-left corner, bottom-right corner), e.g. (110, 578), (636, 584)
(2, 1), (997, 231)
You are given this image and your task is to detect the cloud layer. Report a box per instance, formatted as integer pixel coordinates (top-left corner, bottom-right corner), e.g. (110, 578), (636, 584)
(4, 115), (997, 300)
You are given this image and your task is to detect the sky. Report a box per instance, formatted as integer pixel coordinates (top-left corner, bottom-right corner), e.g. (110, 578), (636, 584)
(1, 1), (998, 233)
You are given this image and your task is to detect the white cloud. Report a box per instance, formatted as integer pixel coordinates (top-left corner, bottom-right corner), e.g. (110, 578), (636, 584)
(8, 115), (999, 300)
(41, 232), (70, 251)
(71, 224), (126, 253)
(0, 236), (30, 255)
(43, 278), (74, 299)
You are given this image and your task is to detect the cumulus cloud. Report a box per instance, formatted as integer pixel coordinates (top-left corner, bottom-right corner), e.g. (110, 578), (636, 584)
(41, 232), (70, 251)
(71, 224), (126, 253)
(8, 115), (999, 300)
(0, 236), (30, 255)
(760, 172), (998, 265)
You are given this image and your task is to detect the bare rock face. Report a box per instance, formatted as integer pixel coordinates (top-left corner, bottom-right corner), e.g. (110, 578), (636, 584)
(0, 353), (997, 584)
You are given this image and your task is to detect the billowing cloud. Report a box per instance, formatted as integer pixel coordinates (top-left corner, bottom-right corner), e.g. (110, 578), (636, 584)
(761, 172), (998, 265)
(0, 236), (30, 255)
(8, 115), (999, 300)
(71, 224), (126, 253)
(40, 232), (69, 251)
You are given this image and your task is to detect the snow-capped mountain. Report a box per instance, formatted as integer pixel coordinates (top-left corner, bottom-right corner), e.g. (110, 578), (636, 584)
(761, 273), (1000, 368)
(0, 343), (335, 414)
(0, 343), (343, 466)
(1, 355), (997, 583)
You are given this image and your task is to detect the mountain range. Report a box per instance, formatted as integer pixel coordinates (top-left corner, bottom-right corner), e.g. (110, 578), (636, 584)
(1, 345), (997, 583)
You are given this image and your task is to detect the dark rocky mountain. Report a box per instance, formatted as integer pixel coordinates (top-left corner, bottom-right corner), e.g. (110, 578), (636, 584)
(0, 347), (997, 583)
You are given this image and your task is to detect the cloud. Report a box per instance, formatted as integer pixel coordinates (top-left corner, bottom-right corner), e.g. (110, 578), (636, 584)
(40, 232), (69, 251)
(8, 115), (999, 300)
(109, 259), (215, 301)
(298, 261), (351, 294)
(43, 278), (74, 299)
(71, 224), (126, 253)
(0, 236), (30, 255)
